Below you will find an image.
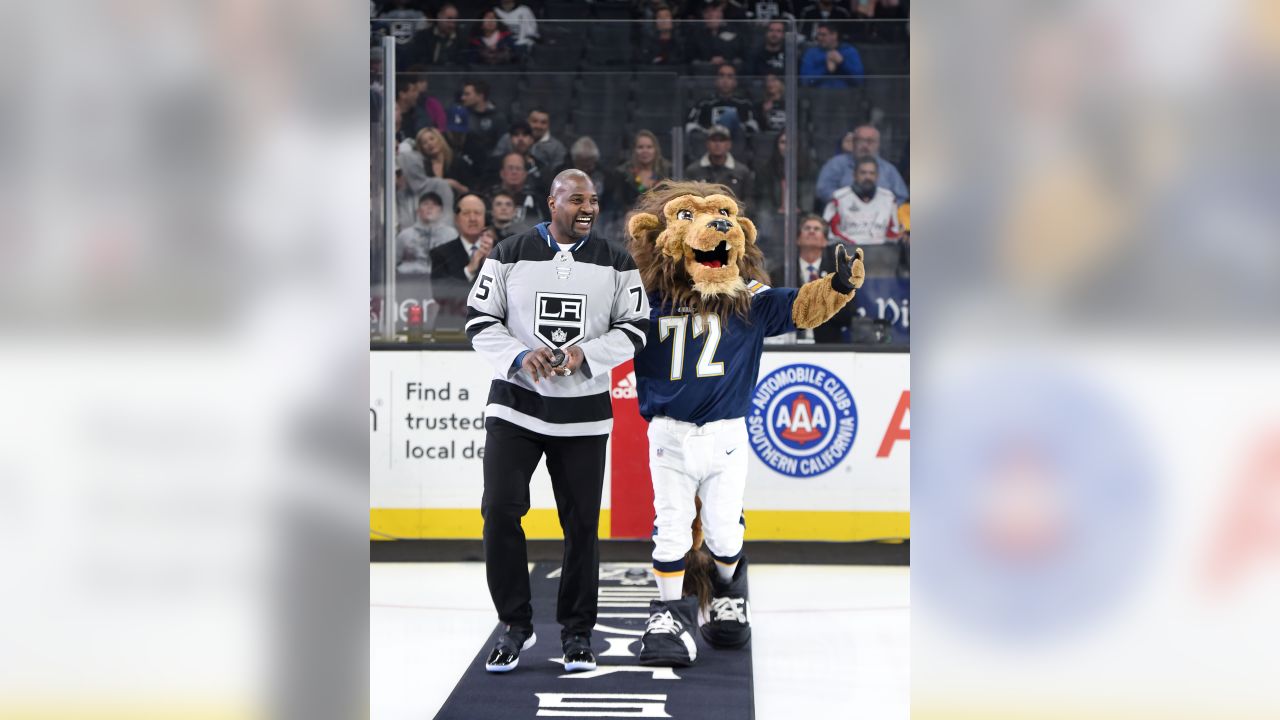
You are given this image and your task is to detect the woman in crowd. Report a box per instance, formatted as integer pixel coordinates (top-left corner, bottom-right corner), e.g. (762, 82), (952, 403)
(400, 127), (470, 198)
(757, 130), (806, 273)
(468, 9), (518, 65)
(760, 130), (793, 214)
(617, 129), (672, 205)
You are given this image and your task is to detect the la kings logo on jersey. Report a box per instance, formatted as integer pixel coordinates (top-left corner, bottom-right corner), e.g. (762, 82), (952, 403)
(534, 292), (587, 350)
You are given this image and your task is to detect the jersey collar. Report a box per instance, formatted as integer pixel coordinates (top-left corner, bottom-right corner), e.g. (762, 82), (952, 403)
(536, 222), (589, 253)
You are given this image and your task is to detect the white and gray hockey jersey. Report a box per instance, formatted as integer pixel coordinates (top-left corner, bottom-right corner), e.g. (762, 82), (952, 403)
(466, 222), (650, 437)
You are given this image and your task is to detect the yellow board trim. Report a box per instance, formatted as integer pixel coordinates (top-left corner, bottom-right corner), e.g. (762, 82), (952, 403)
(371, 508), (908, 541)
(371, 508), (612, 540)
(743, 510), (910, 541)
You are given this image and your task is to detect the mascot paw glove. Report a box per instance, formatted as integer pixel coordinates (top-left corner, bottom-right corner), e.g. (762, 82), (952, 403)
(831, 245), (865, 294)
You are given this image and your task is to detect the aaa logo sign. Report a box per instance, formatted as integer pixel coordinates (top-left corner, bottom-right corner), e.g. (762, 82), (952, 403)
(748, 363), (858, 478)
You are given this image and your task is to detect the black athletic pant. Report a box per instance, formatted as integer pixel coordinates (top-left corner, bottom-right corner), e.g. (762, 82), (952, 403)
(481, 417), (608, 641)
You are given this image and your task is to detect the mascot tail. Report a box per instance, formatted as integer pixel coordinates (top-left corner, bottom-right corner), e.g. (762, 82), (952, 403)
(682, 496), (716, 613)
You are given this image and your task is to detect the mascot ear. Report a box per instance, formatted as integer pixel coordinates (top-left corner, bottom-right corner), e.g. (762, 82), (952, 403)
(737, 216), (758, 247)
(627, 212), (662, 241)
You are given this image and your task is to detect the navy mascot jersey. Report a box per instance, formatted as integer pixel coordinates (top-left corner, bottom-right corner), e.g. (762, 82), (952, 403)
(635, 280), (797, 424)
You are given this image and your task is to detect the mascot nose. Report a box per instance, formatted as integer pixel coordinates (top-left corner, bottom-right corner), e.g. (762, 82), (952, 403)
(707, 219), (732, 233)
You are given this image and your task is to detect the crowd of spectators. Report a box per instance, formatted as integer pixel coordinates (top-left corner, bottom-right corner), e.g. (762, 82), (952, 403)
(373, 0), (909, 336)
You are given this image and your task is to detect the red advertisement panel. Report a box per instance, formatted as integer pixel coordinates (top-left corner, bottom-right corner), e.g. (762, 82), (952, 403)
(609, 360), (654, 538)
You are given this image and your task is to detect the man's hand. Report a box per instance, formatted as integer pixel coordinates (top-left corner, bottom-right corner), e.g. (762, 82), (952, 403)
(542, 346), (585, 378)
(521, 347), (558, 382)
(831, 244), (865, 294)
(562, 346), (585, 374)
(467, 234), (494, 275)
(826, 49), (843, 70)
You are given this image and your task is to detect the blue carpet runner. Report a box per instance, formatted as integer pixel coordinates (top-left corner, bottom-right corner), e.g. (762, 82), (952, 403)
(433, 561), (755, 719)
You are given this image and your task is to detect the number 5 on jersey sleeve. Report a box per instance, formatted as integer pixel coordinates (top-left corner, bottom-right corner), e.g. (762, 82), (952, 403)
(657, 314), (724, 380)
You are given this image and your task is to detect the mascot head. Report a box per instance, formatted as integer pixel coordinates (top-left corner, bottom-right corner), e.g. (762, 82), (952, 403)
(626, 180), (769, 320)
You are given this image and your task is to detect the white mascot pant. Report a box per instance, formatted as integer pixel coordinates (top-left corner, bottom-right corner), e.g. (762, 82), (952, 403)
(648, 416), (748, 564)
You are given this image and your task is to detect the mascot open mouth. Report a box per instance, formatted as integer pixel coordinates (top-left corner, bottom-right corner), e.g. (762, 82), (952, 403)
(626, 181), (767, 316)
(692, 241), (730, 269)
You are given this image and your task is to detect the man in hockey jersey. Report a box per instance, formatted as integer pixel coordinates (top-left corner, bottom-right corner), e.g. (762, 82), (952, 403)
(625, 180), (864, 666)
(466, 169), (650, 674)
(685, 64), (760, 147)
(823, 156), (903, 246)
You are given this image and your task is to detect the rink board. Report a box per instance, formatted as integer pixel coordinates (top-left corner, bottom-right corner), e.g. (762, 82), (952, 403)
(370, 348), (909, 541)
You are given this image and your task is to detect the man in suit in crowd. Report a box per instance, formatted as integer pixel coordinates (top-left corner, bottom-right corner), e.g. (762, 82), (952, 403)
(429, 194), (492, 328)
(785, 214), (848, 343)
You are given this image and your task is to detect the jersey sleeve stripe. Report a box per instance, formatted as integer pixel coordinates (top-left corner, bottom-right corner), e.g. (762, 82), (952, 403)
(614, 323), (646, 353)
(613, 317), (650, 335)
(466, 308), (504, 323)
(465, 319), (500, 341)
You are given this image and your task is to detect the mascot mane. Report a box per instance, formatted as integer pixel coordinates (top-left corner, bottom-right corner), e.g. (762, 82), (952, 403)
(626, 180), (769, 322)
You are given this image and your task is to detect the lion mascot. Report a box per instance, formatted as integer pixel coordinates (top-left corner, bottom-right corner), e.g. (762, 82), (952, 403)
(625, 180), (863, 667)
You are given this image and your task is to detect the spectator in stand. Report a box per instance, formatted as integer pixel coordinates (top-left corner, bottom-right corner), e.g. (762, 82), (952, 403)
(746, 20), (788, 77)
(823, 156), (902, 245)
(815, 123), (909, 205)
(425, 4), (466, 66)
(800, 21), (864, 87)
(489, 121), (553, 195)
(798, 0), (851, 42)
(773, 211), (855, 340)
(490, 191), (532, 240)
(456, 79), (508, 177)
(616, 129), (672, 204)
(685, 63), (760, 146)
(494, 0), (539, 51)
(397, 192), (460, 275)
(756, 72), (787, 132)
(684, 124), (754, 202)
(392, 74), (427, 144)
(492, 108), (568, 175)
(395, 163), (454, 233)
(634, 5), (685, 67)
(485, 152), (548, 227)
(526, 108), (568, 172)
(468, 9), (519, 66)
(759, 131), (805, 215)
(683, 3), (747, 70)
(398, 67), (447, 137)
(756, 131), (806, 269)
(794, 214), (835, 285)
(399, 127), (471, 198)
(567, 137), (626, 237)
(430, 193), (488, 292)
(394, 168), (417, 233)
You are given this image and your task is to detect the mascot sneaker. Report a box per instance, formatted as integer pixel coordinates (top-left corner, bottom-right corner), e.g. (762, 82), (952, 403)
(638, 596), (699, 667)
(701, 557), (751, 649)
(484, 625), (536, 673)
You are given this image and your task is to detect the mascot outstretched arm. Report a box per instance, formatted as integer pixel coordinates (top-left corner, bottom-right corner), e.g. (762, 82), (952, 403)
(790, 243), (864, 327)
(625, 180), (863, 668)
